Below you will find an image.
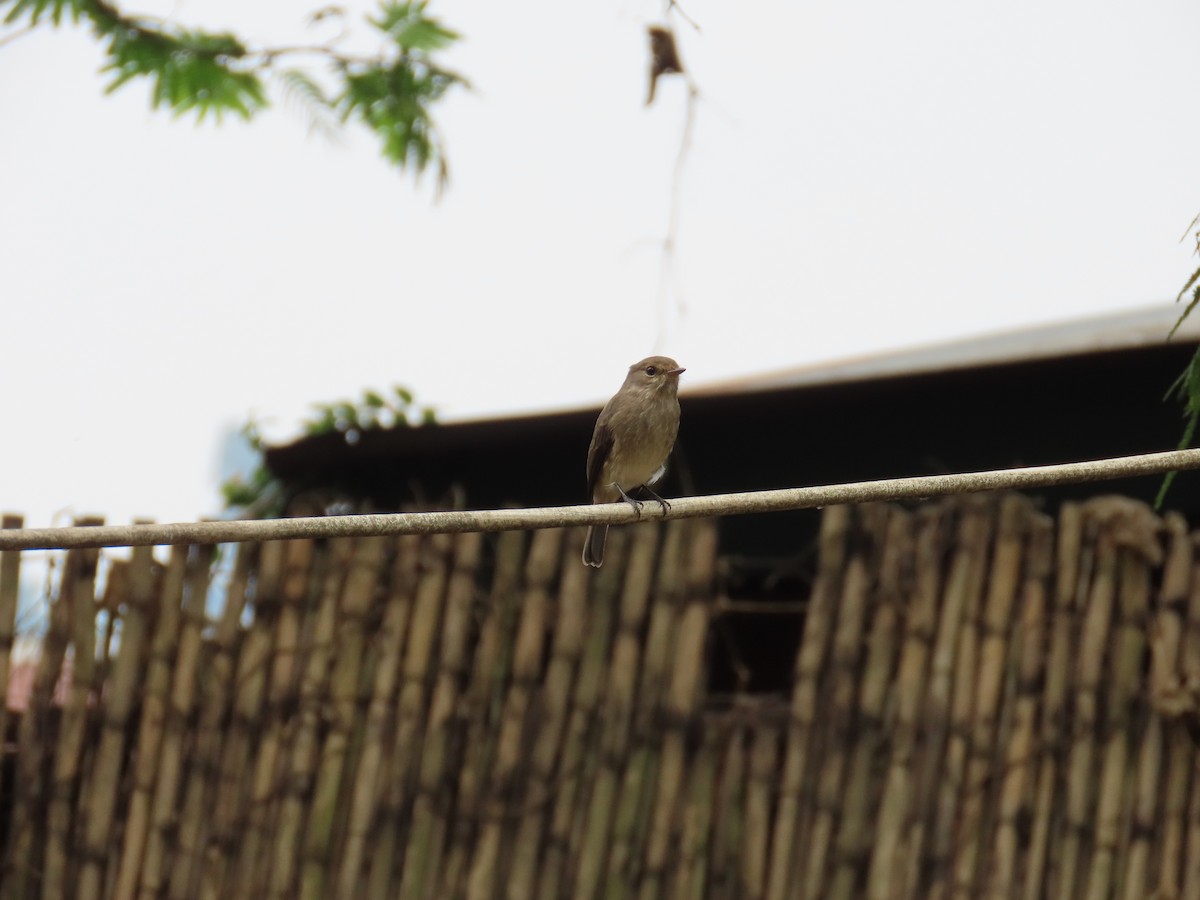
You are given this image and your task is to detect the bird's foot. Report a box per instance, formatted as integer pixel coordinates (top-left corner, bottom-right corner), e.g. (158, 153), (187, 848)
(639, 485), (672, 514)
(616, 486), (646, 518)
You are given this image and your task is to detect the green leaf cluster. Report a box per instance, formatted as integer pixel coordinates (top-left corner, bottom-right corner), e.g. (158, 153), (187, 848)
(1172, 264), (1200, 340)
(102, 26), (265, 120)
(220, 464), (278, 510)
(1, 0), (466, 183)
(339, 2), (467, 186)
(372, 0), (459, 51)
(3, 0), (84, 27)
(276, 68), (339, 140)
(1159, 344), (1200, 508)
(220, 384), (436, 515)
(1160, 216), (1200, 508)
(5, 0), (267, 120)
(305, 383), (437, 436)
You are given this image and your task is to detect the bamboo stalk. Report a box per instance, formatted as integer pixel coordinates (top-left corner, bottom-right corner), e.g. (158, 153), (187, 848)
(1083, 728), (1128, 900)
(267, 539), (334, 900)
(527, 528), (622, 900)
(936, 505), (990, 900)
(1180, 522), (1200, 900)
(912, 499), (992, 900)
(1123, 715), (1161, 900)
(1058, 502), (1125, 900)
(742, 720), (779, 899)
(323, 533), (416, 898)
(362, 535), (424, 900)
(5, 537), (78, 899)
(37, 518), (105, 900)
(1118, 520), (1166, 900)
(1187, 754), (1200, 900)
(830, 507), (910, 900)
(801, 505), (885, 900)
(711, 722), (746, 900)
(382, 531), (461, 899)
(1094, 506), (1159, 900)
(447, 528), (528, 900)
(1150, 514), (1193, 898)
(865, 505), (946, 900)
(225, 538), (287, 897)
(637, 520), (689, 717)
(670, 718), (719, 900)
(296, 536), (387, 899)
(408, 528), (492, 900)
(159, 544), (218, 900)
(1108, 506), (1160, 723)
(530, 530), (601, 900)
(416, 532), (484, 900)
(1152, 513), (1191, 698)
(564, 530), (636, 900)
(617, 521), (691, 900)
(948, 496), (1030, 898)
(576, 524), (658, 900)
(641, 521), (718, 899)
(607, 743), (657, 900)
(78, 534), (157, 899)
(195, 541), (259, 898)
(109, 542), (185, 900)
(210, 539), (285, 897)
(260, 538), (326, 895)
(767, 505), (850, 900)
(494, 528), (566, 900)
(1022, 501), (1084, 900)
(1158, 727), (1194, 900)
(0, 514), (22, 889)
(137, 542), (212, 900)
(604, 522), (690, 900)
(988, 511), (1053, 898)
(509, 529), (589, 897)
(495, 528), (562, 884)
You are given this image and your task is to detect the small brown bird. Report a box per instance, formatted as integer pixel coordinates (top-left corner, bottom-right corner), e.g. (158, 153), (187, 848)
(583, 356), (685, 567)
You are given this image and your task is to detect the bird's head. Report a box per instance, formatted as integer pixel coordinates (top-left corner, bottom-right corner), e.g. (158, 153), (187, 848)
(625, 356), (685, 394)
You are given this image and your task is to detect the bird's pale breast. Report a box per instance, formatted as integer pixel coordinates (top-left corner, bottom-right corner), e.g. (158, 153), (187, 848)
(598, 391), (680, 497)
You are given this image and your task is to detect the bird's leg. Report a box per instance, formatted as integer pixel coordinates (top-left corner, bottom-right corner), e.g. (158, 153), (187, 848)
(637, 484), (672, 514)
(615, 485), (645, 518)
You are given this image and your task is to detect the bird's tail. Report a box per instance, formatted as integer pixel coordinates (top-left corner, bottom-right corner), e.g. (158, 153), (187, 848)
(582, 525), (608, 567)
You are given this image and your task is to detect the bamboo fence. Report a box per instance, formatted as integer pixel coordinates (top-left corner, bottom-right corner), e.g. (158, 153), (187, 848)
(0, 495), (1198, 899)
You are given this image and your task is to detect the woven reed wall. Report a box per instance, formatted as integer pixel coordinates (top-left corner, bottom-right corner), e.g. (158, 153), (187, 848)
(0, 494), (1197, 899)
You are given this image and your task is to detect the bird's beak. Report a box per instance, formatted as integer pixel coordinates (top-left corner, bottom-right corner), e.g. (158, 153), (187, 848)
(668, 367), (686, 377)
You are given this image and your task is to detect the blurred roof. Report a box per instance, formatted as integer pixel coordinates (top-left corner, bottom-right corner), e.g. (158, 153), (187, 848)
(264, 302), (1200, 521)
(687, 304), (1198, 397)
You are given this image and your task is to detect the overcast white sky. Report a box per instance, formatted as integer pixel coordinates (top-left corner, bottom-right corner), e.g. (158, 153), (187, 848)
(2, 0), (1200, 530)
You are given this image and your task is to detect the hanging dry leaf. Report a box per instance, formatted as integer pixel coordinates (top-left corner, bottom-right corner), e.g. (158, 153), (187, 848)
(646, 25), (684, 106)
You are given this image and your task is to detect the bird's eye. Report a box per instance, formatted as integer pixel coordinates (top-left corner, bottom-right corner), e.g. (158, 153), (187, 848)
(645, 366), (658, 376)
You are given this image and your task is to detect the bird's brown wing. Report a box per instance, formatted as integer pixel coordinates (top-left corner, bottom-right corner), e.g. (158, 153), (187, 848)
(586, 422), (614, 502)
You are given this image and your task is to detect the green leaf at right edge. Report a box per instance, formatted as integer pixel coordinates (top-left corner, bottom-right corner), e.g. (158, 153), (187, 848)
(1156, 345), (1200, 509)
